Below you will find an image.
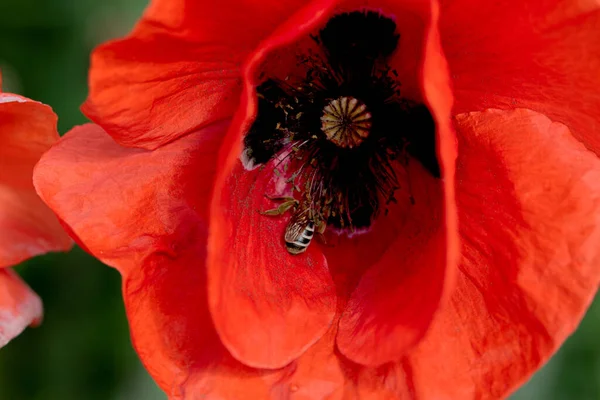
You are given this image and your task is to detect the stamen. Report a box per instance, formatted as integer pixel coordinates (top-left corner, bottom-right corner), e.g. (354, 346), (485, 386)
(244, 11), (439, 238)
(321, 97), (372, 148)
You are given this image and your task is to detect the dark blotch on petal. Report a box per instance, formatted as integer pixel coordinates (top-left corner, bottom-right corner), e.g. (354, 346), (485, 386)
(405, 105), (440, 178)
(244, 80), (287, 165)
(318, 11), (400, 62)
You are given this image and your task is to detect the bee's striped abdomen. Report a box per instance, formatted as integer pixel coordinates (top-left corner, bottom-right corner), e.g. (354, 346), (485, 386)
(285, 221), (315, 255)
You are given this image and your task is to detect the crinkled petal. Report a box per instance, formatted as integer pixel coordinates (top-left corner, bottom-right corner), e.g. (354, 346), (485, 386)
(0, 269), (43, 348)
(33, 122), (230, 394)
(441, 0), (600, 154)
(401, 109), (600, 399)
(0, 93), (71, 267)
(83, 0), (328, 150)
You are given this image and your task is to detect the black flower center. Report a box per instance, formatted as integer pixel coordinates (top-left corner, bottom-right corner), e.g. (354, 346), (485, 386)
(243, 11), (439, 234)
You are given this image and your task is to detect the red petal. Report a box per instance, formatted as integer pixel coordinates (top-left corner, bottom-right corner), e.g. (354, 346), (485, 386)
(33, 122), (233, 393)
(83, 0), (329, 150)
(179, 360), (275, 400)
(402, 109), (600, 399)
(266, 324), (346, 400)
(123, 239), (238, 396)
(183, 326), (412, 400)
(342, 358), (416, 399)
(0, 269), (43, 348)
(441, 1), (600, 154)
(181, 326), (343, 400)
(333, 0), (458, 366)
(335, 163), (449, 366)
(34, 121), (228, 273)
(0, 94), (71, 267)
(208, 158), (337, 369)
(207, 0), (343, 370)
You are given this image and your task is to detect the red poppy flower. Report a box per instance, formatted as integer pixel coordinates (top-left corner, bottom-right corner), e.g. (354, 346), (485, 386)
(0, 72), (72, 347)
(34, 0), (600, 398)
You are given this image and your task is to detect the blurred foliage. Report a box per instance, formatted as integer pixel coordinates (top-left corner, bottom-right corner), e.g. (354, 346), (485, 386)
(0, 0), (599, 399)
(0, 250), (162, 399)
(0, 0), (147, 133)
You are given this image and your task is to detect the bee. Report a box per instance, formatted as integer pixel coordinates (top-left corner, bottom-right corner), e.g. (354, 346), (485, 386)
(260, 196), (326, 255)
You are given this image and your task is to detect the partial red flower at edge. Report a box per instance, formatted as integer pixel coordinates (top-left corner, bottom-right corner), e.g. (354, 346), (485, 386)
(0, 73), (72, 347)
(33, 1), (600, 399)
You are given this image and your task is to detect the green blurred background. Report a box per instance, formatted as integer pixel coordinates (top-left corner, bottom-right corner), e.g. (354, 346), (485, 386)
(0, 0), (598, 399)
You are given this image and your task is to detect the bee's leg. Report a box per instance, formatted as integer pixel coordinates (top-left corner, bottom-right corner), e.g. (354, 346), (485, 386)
(259, 196), (299, 216)
(260, 202), (295, 216)
(264, 195), (297, 203)
(314, 220), (329, 245)
(315, 219), (327, 235)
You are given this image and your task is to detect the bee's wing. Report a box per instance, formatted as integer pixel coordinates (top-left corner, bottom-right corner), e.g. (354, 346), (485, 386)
(284, 210), (311, 242)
